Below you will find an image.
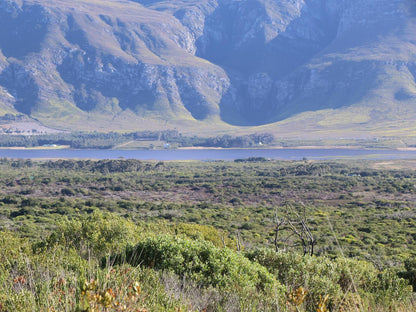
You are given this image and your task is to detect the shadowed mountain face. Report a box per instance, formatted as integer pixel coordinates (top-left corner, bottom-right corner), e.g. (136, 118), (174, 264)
(0, 0), (415, 131)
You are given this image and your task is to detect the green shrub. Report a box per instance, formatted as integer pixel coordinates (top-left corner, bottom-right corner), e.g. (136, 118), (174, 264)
(0, 290), (36, 312)
(171, 222), (236, 249)
(46, 211), (140, 258)
(399, 256), (416, 291)
(246, 249), (342, 309)
(372, 269), (413, 304)
(0, 231), (32, 272)
(246, 249), (411, 311)
(110, 236), (282, 293)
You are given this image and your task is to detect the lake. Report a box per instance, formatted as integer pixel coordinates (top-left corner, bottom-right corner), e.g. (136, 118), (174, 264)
(1, 148), (416, 160)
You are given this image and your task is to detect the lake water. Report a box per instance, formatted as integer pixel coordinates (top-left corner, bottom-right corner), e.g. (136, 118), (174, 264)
(1, 148), (416, 161)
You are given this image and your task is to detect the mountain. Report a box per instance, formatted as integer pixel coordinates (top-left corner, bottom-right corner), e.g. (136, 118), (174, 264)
(0, 0), (415, 137)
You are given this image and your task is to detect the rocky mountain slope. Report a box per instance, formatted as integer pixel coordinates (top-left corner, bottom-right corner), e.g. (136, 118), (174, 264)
(0, 0), (415, 136)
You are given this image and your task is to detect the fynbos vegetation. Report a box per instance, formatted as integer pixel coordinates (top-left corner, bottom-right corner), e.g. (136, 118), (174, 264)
(0, 158), (416, 311)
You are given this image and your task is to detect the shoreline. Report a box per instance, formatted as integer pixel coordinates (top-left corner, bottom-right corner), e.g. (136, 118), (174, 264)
(177, 145), (404, 150)
(0, 145), (70, 150)
(0, 145), (414, 151)
(1, 141), (411, 153)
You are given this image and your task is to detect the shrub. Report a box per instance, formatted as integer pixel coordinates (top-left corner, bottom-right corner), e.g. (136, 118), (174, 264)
(373, 269), (413, 304)
(399, 256), (416, 291)
(0, 231), (32, 272)
(171, 222), (237, 249)
(246, 249), (411, 311)
(46, 211), (140, 258)
(61, 188), (76, 196)
(246, 249), (342, 309)
(109, 236), (282, 293)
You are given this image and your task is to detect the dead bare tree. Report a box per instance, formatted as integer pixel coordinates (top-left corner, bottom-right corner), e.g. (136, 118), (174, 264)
(273, 202), (316, 256)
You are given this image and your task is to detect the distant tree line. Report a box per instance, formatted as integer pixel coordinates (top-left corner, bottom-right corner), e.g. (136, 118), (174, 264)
(42, 159), (163, 173)
(234, 157), (269, 162)
(172, 133), (274, 148)
(0, 130), (275, 149)
(0, 130), (180, 149)
(200, 133), (274, 148)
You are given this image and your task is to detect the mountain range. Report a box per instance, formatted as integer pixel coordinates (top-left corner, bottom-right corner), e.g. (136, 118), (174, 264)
(0, 0), (415, 138)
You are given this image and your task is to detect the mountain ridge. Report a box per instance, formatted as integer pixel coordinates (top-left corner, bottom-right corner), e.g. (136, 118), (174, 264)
(0, 0), (415, 138)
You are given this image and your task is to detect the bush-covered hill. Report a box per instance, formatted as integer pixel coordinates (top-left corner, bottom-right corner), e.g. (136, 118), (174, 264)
(1, 158), (416, 310)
